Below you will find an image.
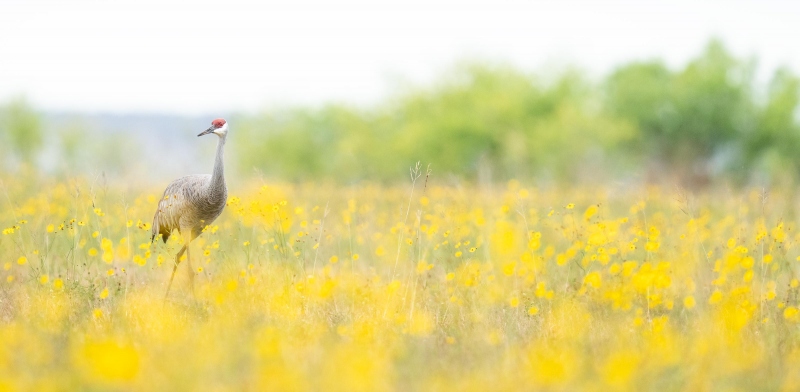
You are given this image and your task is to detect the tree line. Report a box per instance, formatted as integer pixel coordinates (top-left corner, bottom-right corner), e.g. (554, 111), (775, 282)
(2, 40), (799, 186)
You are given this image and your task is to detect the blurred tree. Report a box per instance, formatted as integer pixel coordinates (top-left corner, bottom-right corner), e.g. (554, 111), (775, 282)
(234, 63), (638, 182)
(0, 98), (44, 167)
(57, 121), (90, 174)
(606, 40), (758, 184)
(745, 67), (800, 181)
(605, 60), (672, 150)
(392, 64), (635, 181)
(670, 40), (756, 164)
(1, 39), (792, 187)
(233, 106), (379, 181)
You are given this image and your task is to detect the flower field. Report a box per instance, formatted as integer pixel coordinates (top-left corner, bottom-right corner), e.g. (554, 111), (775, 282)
(2, 174), (800, 391)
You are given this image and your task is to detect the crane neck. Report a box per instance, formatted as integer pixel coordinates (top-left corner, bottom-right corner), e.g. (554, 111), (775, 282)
(210, 134), (227, 189)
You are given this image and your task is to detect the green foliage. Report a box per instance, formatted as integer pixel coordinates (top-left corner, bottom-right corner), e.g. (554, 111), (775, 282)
(606, 40), (761, 178)
(234, 64), (636, 182)
(4, 40), (800, 185)
(232, 39), (800, 185)
(235, 106), (378, 180)
(0, 98), (44, 166)
(746, 68), (800, 177)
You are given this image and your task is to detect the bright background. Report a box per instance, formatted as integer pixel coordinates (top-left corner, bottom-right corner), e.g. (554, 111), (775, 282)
(3, 0), (797, 113)
(1, 0), (798, 185)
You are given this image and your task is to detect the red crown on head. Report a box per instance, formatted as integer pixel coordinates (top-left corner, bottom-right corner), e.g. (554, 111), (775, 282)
(212, 118), (227, 128)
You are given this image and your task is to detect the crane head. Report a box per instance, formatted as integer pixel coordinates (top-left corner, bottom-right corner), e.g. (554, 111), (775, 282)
(198, 118), (228, 137)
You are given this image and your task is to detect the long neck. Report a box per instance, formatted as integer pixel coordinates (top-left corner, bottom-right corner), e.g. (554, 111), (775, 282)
(210, 135), (226, 190)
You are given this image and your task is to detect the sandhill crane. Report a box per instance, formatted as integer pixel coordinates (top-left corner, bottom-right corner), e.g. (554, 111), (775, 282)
(152, 118), (229, 299)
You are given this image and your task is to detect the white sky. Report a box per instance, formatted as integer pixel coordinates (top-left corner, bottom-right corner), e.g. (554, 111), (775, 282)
(1, 0), (797, 115)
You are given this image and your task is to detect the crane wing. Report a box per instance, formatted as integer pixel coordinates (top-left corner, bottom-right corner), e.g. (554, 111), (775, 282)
(151, 175), (211, 242)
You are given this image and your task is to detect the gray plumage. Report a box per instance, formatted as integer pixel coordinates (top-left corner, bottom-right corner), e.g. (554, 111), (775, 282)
(152, 128), (227, 242)
(153, 119), (229, 299)
(151, 174), (227, 242)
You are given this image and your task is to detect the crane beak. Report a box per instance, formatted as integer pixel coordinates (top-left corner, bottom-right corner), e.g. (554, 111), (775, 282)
(198, 126), (215, 137)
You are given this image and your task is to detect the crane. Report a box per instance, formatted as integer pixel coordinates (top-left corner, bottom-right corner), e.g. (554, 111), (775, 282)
(152, 118), (229, 299)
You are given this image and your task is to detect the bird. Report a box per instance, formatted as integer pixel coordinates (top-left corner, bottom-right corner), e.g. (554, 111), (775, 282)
(152, 118), (229, 299)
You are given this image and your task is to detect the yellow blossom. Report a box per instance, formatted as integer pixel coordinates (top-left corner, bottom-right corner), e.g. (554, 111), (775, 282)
(785, 307), (799, 321)
(708, 290), (723, 305)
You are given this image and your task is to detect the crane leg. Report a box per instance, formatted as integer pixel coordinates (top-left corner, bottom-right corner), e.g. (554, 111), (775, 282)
(164, 244), (188, 300)
(181, 227), (196, 298)
(186, 239), (195, 296)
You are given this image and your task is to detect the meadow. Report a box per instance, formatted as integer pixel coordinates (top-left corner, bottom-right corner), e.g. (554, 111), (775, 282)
(2, 170), (800, 391)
